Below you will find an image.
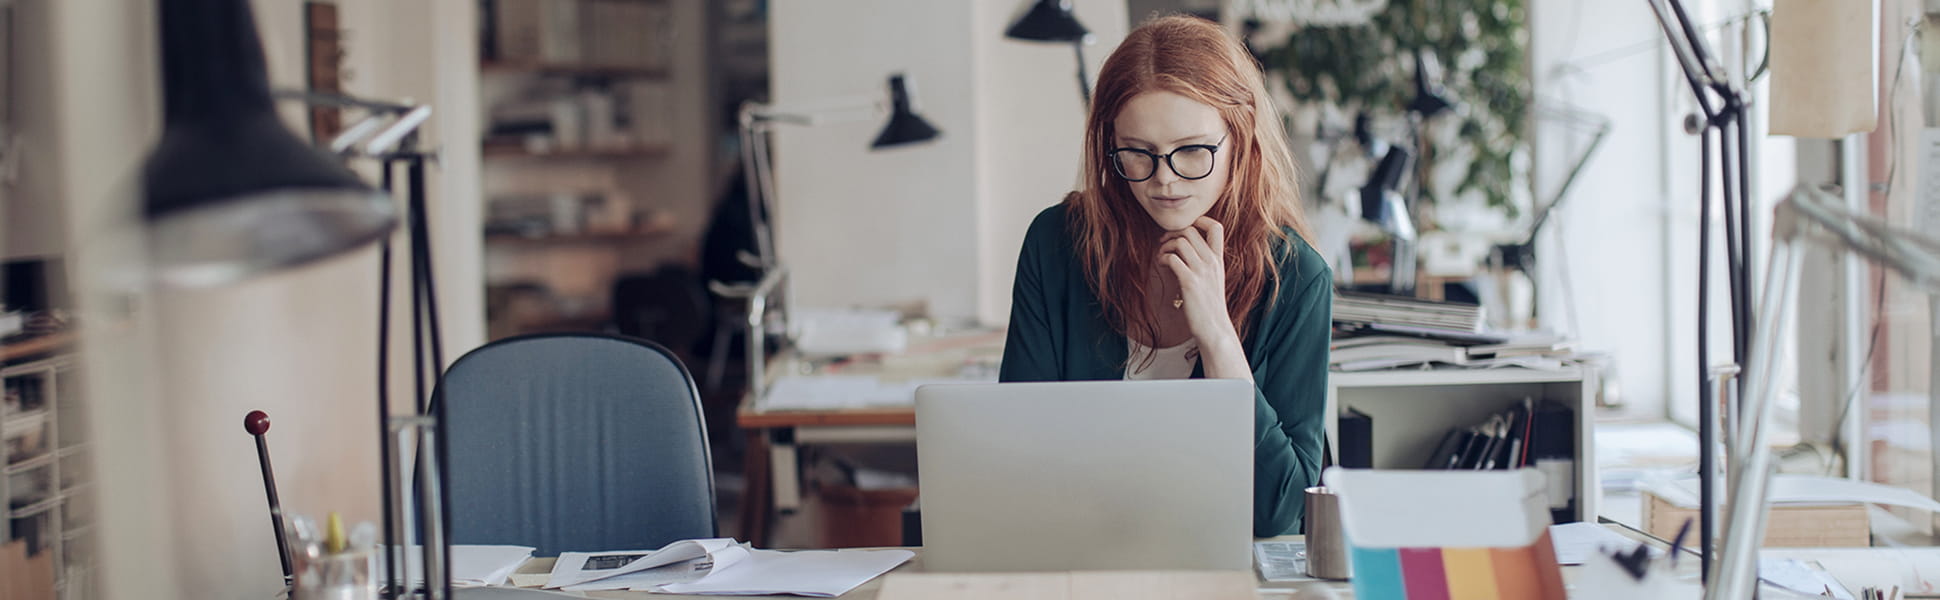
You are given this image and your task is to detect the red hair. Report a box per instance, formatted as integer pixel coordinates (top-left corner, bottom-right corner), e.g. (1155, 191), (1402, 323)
(1067, 14), (1315, 351)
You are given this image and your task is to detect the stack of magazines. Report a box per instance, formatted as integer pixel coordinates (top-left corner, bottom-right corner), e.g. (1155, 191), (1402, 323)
(1331, 292), (1581, 371)
(1333, 292), (1496, 343)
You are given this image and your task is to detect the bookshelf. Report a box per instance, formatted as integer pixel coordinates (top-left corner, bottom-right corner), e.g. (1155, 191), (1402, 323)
(1324, 365), (1600, 523)
(1, 342), (89, 597)
(478, 0), (712, 340)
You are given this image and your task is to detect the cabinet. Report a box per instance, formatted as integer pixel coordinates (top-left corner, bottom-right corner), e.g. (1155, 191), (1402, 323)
(1, 337), (89, 597)
(1324, 366), (1599, 523)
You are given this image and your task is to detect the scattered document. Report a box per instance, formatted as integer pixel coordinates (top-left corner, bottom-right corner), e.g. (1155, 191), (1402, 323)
(1547, 522), (1648, 565)
(381, 544), (536, 587)
(654, 548), (914, 597)
(1762, 548), (1940, 596)
(546, 538), (742, 590)
(1252, 541), (1315, 582)
(1758, 557), (1856, 600)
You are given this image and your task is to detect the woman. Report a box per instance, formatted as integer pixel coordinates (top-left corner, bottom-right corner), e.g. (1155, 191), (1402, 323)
(998, 14), (1331, 537)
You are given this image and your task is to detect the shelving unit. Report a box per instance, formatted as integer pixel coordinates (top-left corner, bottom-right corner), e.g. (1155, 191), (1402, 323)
(1324, 365), (1599, 523)
(478, 0), (714, 341)
(2, 341), (88, 597)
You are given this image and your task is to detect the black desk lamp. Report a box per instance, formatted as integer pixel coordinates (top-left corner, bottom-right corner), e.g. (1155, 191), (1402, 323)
(143, 0), (395, 288)
(872, 75), (942, 149)
(1359, 145), (1416, 295)
(1005, 0), (1093, 104)
(142, 1), (456, 598)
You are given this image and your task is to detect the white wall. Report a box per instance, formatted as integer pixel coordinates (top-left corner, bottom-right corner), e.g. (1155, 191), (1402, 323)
(1528, 1), (1677, 419)
(771, 0), (1126, 325)
(30, 0), (487, 598)
(974, 1), (1129, 326)
(1531, 0), (1797, 423)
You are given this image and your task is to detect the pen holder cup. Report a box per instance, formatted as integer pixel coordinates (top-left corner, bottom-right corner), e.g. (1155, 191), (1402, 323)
(1305, 486), (1352, 580)
(293, 548), (377, 600)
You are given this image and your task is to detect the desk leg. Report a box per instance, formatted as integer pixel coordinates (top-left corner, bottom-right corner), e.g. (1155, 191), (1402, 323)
(772, 440), (802, 511)
(740, 429), (772, 547)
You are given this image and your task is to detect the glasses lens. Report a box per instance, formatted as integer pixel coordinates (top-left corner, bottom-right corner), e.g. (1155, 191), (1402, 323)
(1112, 150), (1157, 181)
(1173, 146), (1216, 179)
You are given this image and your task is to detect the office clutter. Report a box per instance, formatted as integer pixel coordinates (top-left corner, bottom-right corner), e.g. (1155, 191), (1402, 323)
(1641, 474), (1940, 548)
(1331, 292), (1582, 372)
(1405, 399), (1576, 524)
(1324, 468), (1567, 600)
(544, 538), (913, 596)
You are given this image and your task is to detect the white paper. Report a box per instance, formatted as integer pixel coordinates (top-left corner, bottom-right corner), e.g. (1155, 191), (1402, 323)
(566, 546), (751, 591)
(762, 375), (979, 411)
(1759, 557), (1857, 600)
(1762, 548), (1940, 597)
(545, 538), (739, 589)
(654, 548), (914, 597)
(1253, 541), (1316, 582)
(1548, 522), (1650, 566)
(380, 545), (536, 587)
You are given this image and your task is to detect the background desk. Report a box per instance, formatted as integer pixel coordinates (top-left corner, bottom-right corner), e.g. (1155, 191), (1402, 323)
(735, 330), (1001, 547)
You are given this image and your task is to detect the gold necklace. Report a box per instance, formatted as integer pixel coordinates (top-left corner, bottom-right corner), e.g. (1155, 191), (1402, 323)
(1173, 296), (1184, 309)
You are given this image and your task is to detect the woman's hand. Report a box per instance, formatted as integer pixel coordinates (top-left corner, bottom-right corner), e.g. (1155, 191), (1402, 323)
(1161, 217), (1252, 380)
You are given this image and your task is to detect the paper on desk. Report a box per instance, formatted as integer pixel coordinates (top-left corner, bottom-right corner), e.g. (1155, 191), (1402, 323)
(545, 538), (740, 589)
(1648, 475), (1940, 512)
(1762, 548), (1940, 597)
(1253, 541), (1316, 582)
(653, 548), (914, 597)
(1547, 522), (1649, 566)
(561, 545), (751, 591)
(762, 375), (977, 411)
(1759, 557), (1857, 600)
(380, 544), (536, 587)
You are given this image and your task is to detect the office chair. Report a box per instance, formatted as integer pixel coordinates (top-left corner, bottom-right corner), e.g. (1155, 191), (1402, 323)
(440, 333), (716, 556)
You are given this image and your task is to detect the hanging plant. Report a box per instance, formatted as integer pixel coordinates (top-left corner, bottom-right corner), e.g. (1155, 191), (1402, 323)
(1255, 0), (1530, 218)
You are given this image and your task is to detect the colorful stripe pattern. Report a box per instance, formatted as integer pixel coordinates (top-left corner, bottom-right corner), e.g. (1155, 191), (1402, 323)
(1346, 533), (1566, 600)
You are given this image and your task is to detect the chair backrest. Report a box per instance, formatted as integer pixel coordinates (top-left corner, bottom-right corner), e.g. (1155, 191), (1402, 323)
(440, 333), (715, 556)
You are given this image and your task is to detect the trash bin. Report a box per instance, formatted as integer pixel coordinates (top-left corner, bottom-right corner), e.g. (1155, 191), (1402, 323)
(816, 484), (919, 548)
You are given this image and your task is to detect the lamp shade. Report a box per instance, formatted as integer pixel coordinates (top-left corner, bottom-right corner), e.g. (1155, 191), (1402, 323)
(1006, 0), (1089, 43)
(872, 75), (941, 149)
(141, 0), (395, 288)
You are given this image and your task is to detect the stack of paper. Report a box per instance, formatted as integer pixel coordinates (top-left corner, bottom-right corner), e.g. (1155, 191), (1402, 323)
(545, 539), (913, 597)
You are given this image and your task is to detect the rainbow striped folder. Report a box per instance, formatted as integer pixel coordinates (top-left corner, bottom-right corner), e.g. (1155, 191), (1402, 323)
(1323, 469), (1567, 600)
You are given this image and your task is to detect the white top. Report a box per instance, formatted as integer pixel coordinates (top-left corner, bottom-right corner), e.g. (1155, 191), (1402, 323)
(1125, 338), (1201, 380)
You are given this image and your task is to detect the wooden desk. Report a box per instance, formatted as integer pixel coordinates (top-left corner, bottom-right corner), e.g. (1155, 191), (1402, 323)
(511, 538), (1349, 600)
(734, 331), (1002, 547)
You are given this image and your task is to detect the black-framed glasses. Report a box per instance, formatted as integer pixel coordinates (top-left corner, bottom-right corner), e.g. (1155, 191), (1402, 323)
(1109, 135), (1226, 182)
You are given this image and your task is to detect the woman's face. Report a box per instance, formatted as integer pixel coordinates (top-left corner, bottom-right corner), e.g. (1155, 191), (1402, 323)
(1111, 91), (1232, 233)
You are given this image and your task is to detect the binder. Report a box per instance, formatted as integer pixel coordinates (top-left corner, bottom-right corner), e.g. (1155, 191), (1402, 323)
(1527, 400), (1577, 523)
(1338, 408), (1374, 469)
(1423, 428), (1467, 470)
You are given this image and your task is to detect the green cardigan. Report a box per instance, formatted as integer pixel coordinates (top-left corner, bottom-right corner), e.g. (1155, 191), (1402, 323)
(998, 204), (1332, 537)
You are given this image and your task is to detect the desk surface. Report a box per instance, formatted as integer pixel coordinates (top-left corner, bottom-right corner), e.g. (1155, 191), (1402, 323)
(510, 537), (1349, 600)
(734, 329), (1003, 430)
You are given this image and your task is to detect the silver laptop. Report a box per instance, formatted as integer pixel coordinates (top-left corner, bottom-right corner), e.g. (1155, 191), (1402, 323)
(914, 379), (1254, 572)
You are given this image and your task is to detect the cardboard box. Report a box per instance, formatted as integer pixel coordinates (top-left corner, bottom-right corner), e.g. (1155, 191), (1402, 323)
(1, 540), (54, 600)
(1327, 469), (1568, 600)
(1642, 487), (1869, 547)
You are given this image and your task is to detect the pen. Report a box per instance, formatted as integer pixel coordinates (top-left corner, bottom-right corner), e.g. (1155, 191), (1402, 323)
(325, 512), (347, 555)
(1668, 517), (1692, 568)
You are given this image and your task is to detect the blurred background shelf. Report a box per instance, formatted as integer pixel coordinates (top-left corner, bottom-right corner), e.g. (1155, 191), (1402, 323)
(481, 142), (671, 159)
(485, 226), (677, 246)
(480, 59), (668, 78)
